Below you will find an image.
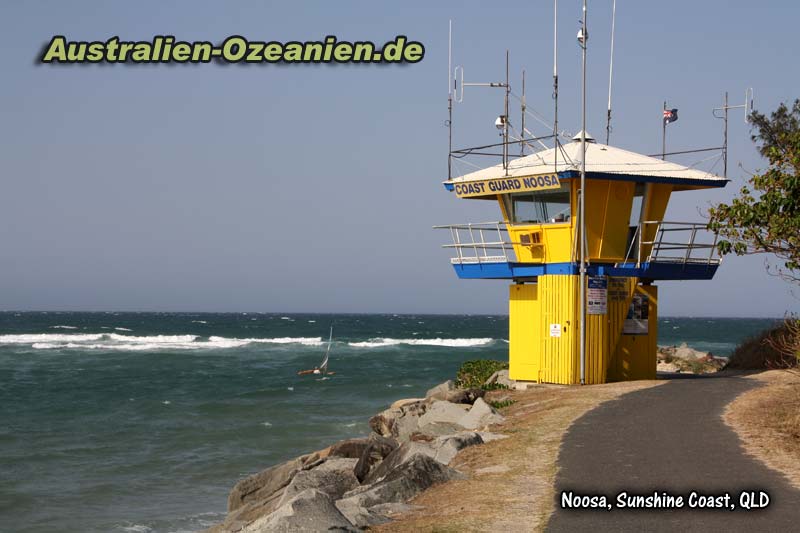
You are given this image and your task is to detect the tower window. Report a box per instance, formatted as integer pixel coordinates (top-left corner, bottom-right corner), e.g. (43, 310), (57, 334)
(506, 184), (571, 224)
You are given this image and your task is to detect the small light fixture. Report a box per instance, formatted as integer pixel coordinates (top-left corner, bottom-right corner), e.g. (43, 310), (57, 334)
(495, 115), (506, 130)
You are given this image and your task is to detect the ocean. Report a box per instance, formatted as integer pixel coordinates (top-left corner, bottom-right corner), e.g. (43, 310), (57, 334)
(0, 312), (779, 532)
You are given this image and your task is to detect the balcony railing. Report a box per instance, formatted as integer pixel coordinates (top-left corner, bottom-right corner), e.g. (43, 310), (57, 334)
(433, 221), (517, 265)
(435, 220), (721, 268)
(623, 221), (721, 267)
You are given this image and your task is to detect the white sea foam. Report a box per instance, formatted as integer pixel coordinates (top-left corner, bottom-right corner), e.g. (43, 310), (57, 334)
(114, 327), (133, 332)
(19, 333), (323, 351)
(348, 337), (494, 348)
(191, 320), (208, 324)
(207, 336), (323, 347)
(50, 325), (78, 330)
(120, 526), (153, 533)
(1, 333), (104, 344)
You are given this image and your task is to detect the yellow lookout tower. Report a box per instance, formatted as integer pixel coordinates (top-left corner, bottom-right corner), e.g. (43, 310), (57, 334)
(438, 132), (727, 385)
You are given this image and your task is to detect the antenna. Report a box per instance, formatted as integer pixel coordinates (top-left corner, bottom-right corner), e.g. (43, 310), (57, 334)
(447, 20), (453, 180)
(553, 0), (559, 173)
(606, 0), (616, 145)
(521, 69), (526, 156)
(452, 54), (512, 172)
(713, 88), (755, 178)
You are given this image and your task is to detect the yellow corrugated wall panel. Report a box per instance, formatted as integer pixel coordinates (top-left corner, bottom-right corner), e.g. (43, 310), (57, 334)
(538, 275), (579, 384)
(608, 282), (658, 381)
(641, 285), (658, 380)
(508, 284), (540, 381)
(508, 275), (656, 385)
(607, 277), (638, 382)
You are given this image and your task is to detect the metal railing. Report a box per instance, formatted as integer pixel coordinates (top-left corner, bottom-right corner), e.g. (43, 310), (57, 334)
(623, 221), (720, 267)
(433, 221), (517, 264)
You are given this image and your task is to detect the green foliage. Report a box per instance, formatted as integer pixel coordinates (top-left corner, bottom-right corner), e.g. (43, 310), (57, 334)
(483, 382), (510, 391)
(488, 399), (516, 409)
(455, 359), (509, 389)
(708, 99), (800, 283)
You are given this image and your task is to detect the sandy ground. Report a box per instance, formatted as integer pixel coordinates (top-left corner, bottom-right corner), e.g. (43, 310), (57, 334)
(724, 369), (800, 490)
(375, 379), (663, 533)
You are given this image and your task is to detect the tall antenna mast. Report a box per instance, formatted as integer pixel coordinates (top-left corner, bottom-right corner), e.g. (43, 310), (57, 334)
(553, 0), (559, 173)
(606, 0), (616, 145)
(521, 69), (526, 156)
(578, 0), (588, 386)
(504, 50), (510, 173)
(447, 20), (453, 180)
(713, 88), (754, 179)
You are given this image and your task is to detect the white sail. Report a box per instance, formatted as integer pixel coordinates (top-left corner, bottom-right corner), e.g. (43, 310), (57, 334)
(319, 326), (332, 373)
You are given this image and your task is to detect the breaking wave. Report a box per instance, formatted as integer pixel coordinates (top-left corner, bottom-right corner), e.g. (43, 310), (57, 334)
(348, 337), (494, 348)
(0, 333), (323, 351)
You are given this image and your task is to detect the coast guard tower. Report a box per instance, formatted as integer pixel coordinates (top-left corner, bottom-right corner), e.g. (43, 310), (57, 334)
(438, 5), (736, 385)
(438, 134), (727, 384)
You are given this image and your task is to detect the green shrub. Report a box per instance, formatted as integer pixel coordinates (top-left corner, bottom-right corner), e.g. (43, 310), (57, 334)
(488, 399), (516, 410)
(455, 359), (509, 389)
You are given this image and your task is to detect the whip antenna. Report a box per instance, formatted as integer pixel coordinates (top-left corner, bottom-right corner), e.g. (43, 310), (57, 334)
(606, 0), (616, 145)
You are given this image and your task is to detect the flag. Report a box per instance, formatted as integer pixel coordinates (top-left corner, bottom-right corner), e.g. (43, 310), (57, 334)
(663, 108), (678, 124)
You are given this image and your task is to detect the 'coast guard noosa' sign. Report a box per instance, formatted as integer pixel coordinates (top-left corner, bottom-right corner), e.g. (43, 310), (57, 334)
(452, 173), (561, 198)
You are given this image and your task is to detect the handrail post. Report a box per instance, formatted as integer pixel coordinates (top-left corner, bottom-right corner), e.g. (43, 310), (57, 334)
(685, 227), (697, 264)
(653, 222), (665, 262)
(453, 226), (463, 264)
(636, 222), (643, 267)
(709, 231), (719, 265)
(468, 223), (479, 264)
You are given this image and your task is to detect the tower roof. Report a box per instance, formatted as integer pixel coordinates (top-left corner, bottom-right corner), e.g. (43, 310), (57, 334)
(448, 140), (727, 191)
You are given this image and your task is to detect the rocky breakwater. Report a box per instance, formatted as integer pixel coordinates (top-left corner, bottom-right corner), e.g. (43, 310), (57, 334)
(657, 343), (728, 374)
(207, 378), (509, 532)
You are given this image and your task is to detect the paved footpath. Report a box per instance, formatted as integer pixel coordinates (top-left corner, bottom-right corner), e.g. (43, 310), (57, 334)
(547, 374), (800, 532)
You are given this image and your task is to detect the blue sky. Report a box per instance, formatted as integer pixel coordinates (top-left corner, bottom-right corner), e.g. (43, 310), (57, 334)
(0, 1), (797, 316)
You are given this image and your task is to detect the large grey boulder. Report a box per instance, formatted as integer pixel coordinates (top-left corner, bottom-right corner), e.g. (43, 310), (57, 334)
(364, 441), (437, 485)
(339, 453), (464, 510)
(334, 498), (392, 528)
(484, 369), (515, 388)
(242, 488), (355, 533)
(353, 434), (399, 483)
(227, 455), (308, 512)
(425, 380), (455, 400)
(363, 431), (482, 486)
(369, 400), (428, 441)
(277, 458), (359, 507)
(444, 387), (486, 404)
(409, 421), (466, 441)
(328, 438), (371, 460)
(430, 431), (484, 465)
(425, 380), (485, 404)
(335, 500), (422, 529)
(458, 397), (504, 430)
(417, 400), (470, 428)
